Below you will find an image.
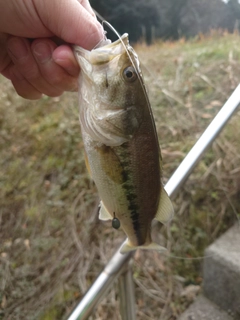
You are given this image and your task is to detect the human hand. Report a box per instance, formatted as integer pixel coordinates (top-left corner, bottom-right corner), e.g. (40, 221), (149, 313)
(0, 0), (104, 99)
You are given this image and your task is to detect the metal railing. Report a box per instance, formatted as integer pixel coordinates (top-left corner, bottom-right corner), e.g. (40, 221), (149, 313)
(67, 84), (240, 320)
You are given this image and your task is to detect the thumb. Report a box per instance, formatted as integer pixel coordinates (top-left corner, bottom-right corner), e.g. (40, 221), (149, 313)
(37, 0), (105, 49)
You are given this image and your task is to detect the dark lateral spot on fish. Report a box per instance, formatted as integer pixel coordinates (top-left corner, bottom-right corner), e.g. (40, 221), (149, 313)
(120, 152), (143, 245)
(126, 193), (137, 202)
(130, 210), (144, 245)
(128, 203), (138, 212)
(122, 170), (128, 182)
(130, 211), (139, 225)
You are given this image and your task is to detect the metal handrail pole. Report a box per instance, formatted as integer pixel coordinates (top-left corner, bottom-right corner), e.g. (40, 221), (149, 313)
(67, 250), (133, 320)
(67, 84), (240, 320)
(165, 84), (240, 198)
(118, 261), (136, 320)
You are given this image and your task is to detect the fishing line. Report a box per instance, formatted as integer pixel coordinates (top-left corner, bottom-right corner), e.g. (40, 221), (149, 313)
(101, 20), (140, 71)
(93, 9), (105, 25)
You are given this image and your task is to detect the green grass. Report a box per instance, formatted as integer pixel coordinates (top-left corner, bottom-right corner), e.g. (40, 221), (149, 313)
(1, 32), (240, 319)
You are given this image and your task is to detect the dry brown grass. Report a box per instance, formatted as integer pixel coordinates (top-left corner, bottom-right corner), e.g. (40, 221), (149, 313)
(0, 33), (240, 320)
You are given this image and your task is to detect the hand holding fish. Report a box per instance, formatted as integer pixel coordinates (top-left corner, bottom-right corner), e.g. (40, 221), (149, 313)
(0, 0), (104, 99)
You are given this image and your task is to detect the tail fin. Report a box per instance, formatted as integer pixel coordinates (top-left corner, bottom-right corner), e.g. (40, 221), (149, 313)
(120, 239), (167, 254)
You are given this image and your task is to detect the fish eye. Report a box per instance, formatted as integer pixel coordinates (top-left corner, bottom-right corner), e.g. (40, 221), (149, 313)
(123, 66), (137, 82)
(112, 217), (121, 229)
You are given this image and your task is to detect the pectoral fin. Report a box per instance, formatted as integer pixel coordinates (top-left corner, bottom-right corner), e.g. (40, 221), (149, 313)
(154, 187), (174, 224)
(99, 201), (112, 221)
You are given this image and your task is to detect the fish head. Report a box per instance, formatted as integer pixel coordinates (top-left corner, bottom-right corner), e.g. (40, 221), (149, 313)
(74, 34), (148, 146)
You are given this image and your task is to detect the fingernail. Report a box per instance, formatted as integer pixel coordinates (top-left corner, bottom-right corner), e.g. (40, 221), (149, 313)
(33, 43), (52, 63)
(8, 38), (28, 60)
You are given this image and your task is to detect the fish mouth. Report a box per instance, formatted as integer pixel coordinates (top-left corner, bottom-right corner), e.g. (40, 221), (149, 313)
(73, 33), (129, 65)
(94, 33), (129, 50)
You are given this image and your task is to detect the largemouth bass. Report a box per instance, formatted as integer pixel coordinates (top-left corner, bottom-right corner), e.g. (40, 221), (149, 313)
(74, 34), (174, 254)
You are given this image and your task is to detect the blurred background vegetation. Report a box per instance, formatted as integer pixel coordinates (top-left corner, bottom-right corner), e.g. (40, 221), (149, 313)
(1, 1), (240, 320)
(91, 0), (240, 43)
